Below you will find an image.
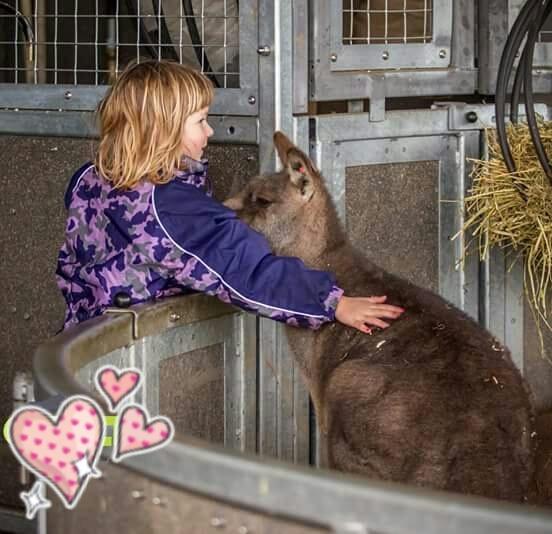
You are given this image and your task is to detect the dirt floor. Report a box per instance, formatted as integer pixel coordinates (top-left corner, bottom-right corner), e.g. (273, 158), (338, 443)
(530, 411), (552, 506)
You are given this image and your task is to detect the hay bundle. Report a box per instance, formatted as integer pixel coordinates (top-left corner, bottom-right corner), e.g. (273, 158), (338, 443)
(464, 121), (552, 341)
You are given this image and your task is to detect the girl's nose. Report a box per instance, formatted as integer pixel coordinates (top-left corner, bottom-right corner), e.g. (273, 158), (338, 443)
(207, 122), (214, 137)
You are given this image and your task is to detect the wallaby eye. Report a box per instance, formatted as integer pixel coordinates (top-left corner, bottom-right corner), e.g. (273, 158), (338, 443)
(256, 196), (272, 207)
(249, 191), (272, 207)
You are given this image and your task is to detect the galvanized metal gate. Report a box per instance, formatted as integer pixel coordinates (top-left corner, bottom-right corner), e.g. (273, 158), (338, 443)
(3, 1), (552, 532)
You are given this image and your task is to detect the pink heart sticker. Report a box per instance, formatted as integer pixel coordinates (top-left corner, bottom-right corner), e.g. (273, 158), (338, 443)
(8, 396), (105, 509)
(112, 404), (174, 462)
(94, 366), (142, 412)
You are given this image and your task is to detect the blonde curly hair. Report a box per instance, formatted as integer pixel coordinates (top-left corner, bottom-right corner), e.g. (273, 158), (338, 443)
(95, 60), (214, 189)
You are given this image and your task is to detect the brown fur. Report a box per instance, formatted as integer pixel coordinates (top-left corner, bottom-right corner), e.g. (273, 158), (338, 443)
(225, 132), (536, 502)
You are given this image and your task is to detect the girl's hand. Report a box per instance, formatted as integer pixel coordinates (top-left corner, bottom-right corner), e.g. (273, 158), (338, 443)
(335, 295), (404, 334)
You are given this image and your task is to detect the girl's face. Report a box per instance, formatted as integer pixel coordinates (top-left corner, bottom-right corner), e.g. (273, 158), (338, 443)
(181, 106), (214, 161)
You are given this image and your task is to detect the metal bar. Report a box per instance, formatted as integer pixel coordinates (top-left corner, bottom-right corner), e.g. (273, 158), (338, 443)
(94, 0), (98, 85)
(14, 0), (19, 84)
(292, 0), (309, 114)
(74, 0), (78, 84)
(223, 0), (227, 86)
(258, 0), (275, 172)
(224, 317), (242, 449)
(121, 437), (552, 534)
(316, 108), (449, 143)
(0, 84), (259, 115)
(447, 102), (552, 130)
(237, 0), (259, 113)
(114, 1), (120, 76)
(0, 110), (258, 143)
(462, 130), (482, 321)
(438, 133), (467, 311)
(311, 66), (477, 102)
(258, 0), (310, 465)
(37, 0), (46, 83)
(53, 0), (58, 84)
(236, 313), (258, 453)
(369, 74), (385, 121)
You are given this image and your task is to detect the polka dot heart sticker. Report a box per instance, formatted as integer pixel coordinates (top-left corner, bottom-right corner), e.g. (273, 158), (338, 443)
(94, 365), (142, 412)
(112, 404), (174, 462)
(7, 396), (105, 510)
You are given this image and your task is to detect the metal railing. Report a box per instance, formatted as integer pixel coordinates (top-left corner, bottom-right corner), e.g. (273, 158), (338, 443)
(31, 293), (552, 534)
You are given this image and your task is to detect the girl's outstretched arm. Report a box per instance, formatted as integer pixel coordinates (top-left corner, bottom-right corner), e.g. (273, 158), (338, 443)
(154, 180), (403, 331)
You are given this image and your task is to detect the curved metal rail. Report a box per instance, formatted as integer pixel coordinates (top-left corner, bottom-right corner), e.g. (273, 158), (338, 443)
(33, 294), (552, 534)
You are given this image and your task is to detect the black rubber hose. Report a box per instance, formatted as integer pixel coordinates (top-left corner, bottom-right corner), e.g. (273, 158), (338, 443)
(495, 0), (539, 177)
(511, 0), (552, 123)
(523, 0), (552, 183)
(0, 1), (34, 43)
(182, 0), (220, 87)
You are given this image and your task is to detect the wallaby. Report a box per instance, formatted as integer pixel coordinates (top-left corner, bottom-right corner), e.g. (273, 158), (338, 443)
(224, 132), (535, 502)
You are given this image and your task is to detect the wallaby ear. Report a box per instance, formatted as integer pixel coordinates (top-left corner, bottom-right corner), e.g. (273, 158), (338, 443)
(274, 131), (295, 166)
(287, 148), (315, 200)
(274, 131), (317, 200)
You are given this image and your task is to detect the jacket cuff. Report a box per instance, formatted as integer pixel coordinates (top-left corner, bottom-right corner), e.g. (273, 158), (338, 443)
(323, 285), (344, 322)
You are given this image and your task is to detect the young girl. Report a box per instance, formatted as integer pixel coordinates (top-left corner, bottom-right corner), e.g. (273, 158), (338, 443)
(56, 60), (403, 333)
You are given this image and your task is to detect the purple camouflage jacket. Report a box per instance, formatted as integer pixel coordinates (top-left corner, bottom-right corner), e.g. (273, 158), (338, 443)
(56, 158), (344, 330)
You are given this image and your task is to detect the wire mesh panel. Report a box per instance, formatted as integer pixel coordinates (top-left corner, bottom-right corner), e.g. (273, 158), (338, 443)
(0, 0), (257, 115)
(342, 0), (433, 45)
(0, 0), (239, 86)
(308, 1), (476, 102)
(329, 0), (449, 71)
